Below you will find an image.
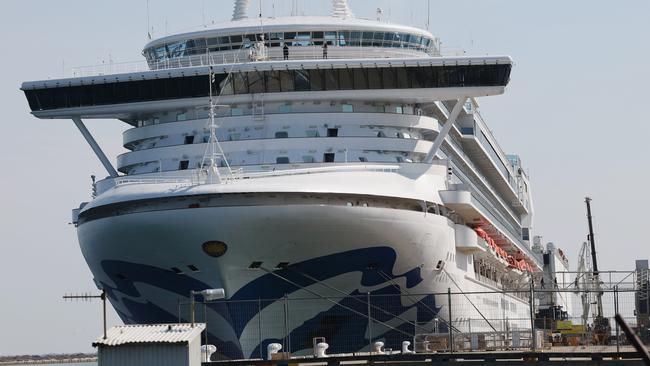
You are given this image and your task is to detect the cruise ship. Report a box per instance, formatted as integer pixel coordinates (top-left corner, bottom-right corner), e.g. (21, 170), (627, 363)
(22, 0), (554, 358)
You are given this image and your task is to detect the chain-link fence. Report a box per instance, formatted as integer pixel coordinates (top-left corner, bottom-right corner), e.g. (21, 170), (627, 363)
(181, 274), (649, 360)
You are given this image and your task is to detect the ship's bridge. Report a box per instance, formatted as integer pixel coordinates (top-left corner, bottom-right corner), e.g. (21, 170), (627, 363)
(142, 16), (439, 69)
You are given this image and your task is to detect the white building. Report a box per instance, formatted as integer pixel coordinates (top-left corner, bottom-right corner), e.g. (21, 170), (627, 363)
(93, 323), (205, 366)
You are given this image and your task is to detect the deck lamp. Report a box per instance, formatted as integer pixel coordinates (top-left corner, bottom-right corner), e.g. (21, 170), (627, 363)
(190, 288), (225, 327)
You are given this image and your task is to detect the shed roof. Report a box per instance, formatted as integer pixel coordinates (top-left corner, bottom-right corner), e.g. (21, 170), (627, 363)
(93, 323), (205, 347)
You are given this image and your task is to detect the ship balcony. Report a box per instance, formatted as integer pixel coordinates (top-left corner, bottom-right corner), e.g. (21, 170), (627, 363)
(439, 185), (539, 269)
(457, 124), (528, 216)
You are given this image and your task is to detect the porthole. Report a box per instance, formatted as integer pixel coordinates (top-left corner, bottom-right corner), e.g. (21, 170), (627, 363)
(202, 241), (228, 258)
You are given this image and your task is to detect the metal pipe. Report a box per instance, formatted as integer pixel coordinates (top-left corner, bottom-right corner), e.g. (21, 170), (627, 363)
(447, 288), (453, 353)
(367, 292), (372, 353)
(101, 289), (107, 340)
(191, 291), (196, 327)
(425, 97), (468, 163)
(71, 117), (118, 177)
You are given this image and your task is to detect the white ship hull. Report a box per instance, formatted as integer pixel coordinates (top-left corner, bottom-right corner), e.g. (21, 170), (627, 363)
(77, 170), (530, 358)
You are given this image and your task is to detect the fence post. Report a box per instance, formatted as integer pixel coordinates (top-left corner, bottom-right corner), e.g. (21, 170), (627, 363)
(258, 298), (263, 359)
(367, 292), (372, 354)
(448, 288), (453, 353)
(283, 294), (289, 355)
(614, 285), (620, 354)
(529, 280), (537, 351)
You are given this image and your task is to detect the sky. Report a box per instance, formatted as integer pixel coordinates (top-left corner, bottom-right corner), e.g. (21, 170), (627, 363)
(1, 0), (649, 356)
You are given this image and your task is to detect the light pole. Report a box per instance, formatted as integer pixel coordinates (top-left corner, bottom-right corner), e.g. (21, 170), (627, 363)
(190, 288), (226, 327)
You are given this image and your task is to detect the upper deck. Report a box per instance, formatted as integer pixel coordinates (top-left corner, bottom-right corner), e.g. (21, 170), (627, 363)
(142, 16), (439, 69)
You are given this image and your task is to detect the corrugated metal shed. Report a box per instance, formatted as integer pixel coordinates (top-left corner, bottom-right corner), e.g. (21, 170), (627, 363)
(93, 323), (205, 346)
(94, 323), (205, 366)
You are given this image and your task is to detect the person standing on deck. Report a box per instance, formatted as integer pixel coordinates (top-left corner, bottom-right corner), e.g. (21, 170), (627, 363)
(283, 43), (289, 60)
(323, 42), (328, 59)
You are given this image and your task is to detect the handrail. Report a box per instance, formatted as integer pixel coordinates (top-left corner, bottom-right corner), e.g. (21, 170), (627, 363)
(68, 45), (450, 78)
(110, 164), (400, 188)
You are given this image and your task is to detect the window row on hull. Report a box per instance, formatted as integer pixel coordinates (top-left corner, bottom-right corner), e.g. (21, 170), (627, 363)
(24, 64), (511, 112)
(120, 149), (424, 175)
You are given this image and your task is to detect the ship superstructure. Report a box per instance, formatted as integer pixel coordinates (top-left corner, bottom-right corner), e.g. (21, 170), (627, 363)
(23, 0), (539, 358)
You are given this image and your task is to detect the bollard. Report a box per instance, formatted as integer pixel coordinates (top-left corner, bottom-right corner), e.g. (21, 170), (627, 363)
(402, 340), (413, 354)
(315, 342), (329, 358)
(267, 343), (282, 360)
(373, 341), (385, 354)
(201, 344), (217, 362)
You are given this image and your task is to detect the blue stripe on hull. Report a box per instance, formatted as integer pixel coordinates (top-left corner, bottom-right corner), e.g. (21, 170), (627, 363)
(97, 247), (440, 359)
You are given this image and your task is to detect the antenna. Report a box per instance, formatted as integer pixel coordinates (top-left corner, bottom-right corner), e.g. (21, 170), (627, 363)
(63, 289), (108, 340)
(199, 67), (234, 184)
(146, 0), (152, 39)
(426, 0), (430, 31)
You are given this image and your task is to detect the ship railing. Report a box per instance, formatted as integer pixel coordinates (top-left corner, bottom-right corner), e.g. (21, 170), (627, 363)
(68, 46), (441, 78)
(107, 164), (401, 190)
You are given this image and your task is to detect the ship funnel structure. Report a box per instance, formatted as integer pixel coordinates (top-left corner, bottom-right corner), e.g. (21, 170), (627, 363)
(332, 0), (354, 18)
(232, 0), (251, 21)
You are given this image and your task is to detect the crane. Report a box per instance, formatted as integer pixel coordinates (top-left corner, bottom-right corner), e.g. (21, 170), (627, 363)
(584, 197), (610, 344)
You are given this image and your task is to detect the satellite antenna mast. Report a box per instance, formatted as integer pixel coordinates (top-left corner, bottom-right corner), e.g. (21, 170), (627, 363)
(427, 0), (431, 31)
(63, 289), (108, 340)
(200, 67), (234, 184)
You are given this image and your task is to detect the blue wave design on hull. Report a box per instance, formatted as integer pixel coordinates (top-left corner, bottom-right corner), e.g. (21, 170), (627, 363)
(98, 246), (439, 359)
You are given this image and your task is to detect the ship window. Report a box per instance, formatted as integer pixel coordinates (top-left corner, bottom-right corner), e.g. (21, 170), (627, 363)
(377, 131), (386, 137)
(342, 104), (353, 113)
(294, 70), (310, 91)
(275, 262), (290, 269)
(309, 69), (324, 91)
(361, 31), (373, 46)
(275, 131), (289, 138)
(349, 31), (362, 46)
(396, 68), (409, 88)
(276, 156), (290, 164)
(327, 128), (338, 137)
(324, 31), (337, 45)
(323, 153), (335, 162)
(219, 75), (234, 95)
(233, 72), (249, 94)
(279, 104), (292, 113)
(367, 68), (382, 89)
(358, 156), (368, 162)
(176, 112), (187, 121)
(339, 69), (354, 89)
(382, 68), (397, 89)
(266, 70), (281, 92)
(187, 264), (199, 272)
(324, 69), (338, 90)
(184, 136), (195, 144)
(353, 69), (368, 89)
(178, 160), (189, 170)
(302, 155), (315, 163)
(249, 261), (262, 269)
(305, 129), (319, 137)
(231, 108), (243, 116)
(396, 156), (404, 163)
(248, 71), (265, 93)
(279, 70), (295, 91)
